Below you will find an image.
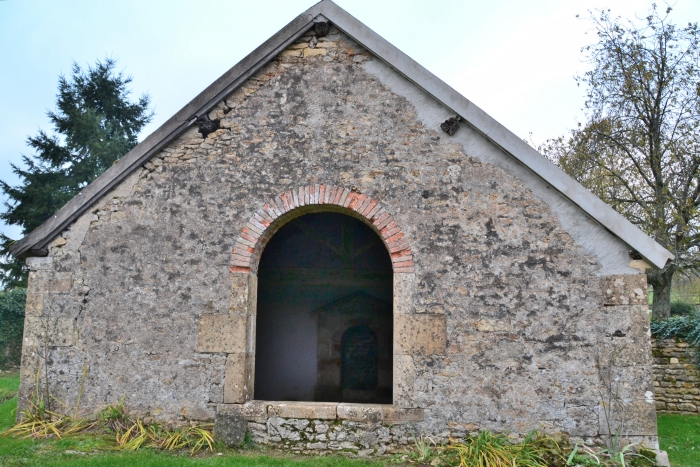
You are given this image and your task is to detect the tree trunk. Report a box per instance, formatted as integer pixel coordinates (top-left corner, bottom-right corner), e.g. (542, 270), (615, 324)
(650, 268), (674, 320)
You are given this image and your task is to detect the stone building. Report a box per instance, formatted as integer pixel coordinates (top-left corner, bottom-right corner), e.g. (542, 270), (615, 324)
(11, 0), (673, 453)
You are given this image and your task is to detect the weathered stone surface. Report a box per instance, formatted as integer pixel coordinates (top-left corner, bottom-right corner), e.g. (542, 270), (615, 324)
(655, 450), (671, 467)
(382, 406), (424, 423)
(229, 273), (256, 314)
(217, 401), (268, 423)
(224, 353), (253, 403)
(197, 314), (248, 353)
(394, 355), (416, 408)
(214, 407), (247, 447)
(337, 403), (383, 422)
(23, 317), (75, 347)
(653, 338), (700, 415)
(394, 314), (446, 355)
(393, 273), (415, 314)
(26, 270), (48, 295)
(25, 257), (53, 270)
(267, 401), (337, 419)
(24, 293), (44, 317)
(602, 275), (648, 305)
(598, 400), (657, 436)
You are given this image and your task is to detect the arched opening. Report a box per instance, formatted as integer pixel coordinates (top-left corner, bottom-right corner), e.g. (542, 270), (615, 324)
(254, 211), (393, 403)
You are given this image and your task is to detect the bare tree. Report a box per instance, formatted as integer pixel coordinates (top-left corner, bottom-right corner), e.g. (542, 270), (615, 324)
(544, 4), (700, 319)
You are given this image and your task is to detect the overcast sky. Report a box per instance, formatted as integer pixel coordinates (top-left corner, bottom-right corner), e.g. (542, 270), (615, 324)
(1, 0), (699, 241)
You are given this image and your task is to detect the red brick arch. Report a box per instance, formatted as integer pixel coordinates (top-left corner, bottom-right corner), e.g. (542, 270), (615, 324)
(229, 184), (414, 274)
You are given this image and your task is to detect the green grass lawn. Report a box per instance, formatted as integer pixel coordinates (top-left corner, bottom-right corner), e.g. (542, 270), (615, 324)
(658, 412), (700, 467)
(0, 371), (19, 404)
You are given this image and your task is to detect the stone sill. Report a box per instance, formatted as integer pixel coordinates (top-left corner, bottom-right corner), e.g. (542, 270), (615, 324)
(217, 401), (423, 424)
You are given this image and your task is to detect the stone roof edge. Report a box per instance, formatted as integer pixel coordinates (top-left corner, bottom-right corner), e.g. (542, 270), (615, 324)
(10, 0), (674, 269)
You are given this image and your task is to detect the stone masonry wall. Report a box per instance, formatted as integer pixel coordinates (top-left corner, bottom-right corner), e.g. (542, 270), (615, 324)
(19, 25), (657, 445)
(653, 338), (700, 413)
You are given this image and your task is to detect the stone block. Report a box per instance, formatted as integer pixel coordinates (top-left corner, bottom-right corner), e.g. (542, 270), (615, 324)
(677, 403), (697, 412)
(598, 335), (653, 367)
(181, 405), (214, 421)
(23, 317), (75, 347)
(26, 270), (49, 295)
(25, 257), (53, 270)
(337, 403), (383, 422)
(394, 355), (416, 408)
(304, 47), (327, 57)
(19, 344), (39, 385)
(224, 353), (254, 403)
(382, 406), (424, 423)
(214, 407), (247, 447)
(394, 314), (446, 355)
(49, 272), (73, 293)
(267, 401), (337, 419)
(629, 305), (651, 337)
(217, 401), (268, 423)
(598, 400), (657, 436)
(602, 275), (648, 306)
(393, 273), (415, 314)
(476, 319), (510, 332)
(24, 293), (44, 317)
(229, 273), (256, 314)
(280, 49), (302, 58)
(197, 314), (248, 353)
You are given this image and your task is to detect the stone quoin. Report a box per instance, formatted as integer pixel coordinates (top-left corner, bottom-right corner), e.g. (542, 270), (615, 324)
(12, 0), (674, 454)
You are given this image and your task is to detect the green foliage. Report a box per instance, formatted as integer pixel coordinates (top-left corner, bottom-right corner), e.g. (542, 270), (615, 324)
(98, 397), (129, 433)
(650, 312), (700, 367)
(112, 418), (215, 455)
(671, 300), (696, 316)
(0, 288), (26, 369)
(0, 58), (153, 288)
(447, 430), (558, 467)
(409, 433), (436, 462)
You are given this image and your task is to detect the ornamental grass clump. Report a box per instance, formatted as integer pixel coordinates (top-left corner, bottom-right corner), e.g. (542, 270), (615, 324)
(114, 419), (214, 454)
(2, 366), (93, 439)
(447, 430), (564, 467)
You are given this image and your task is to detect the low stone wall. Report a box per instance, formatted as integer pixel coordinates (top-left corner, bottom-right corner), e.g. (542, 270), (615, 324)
(652, 338), (700, 413)
(218, 401), (423, 455)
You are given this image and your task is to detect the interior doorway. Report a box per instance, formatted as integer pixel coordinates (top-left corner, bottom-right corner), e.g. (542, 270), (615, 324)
(254, 212), (393, 403)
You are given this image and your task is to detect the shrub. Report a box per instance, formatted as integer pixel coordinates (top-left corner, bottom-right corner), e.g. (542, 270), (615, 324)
(670, 300), (696, 316)
(651, 311), (700, 366)
(0, 287), (26, 369)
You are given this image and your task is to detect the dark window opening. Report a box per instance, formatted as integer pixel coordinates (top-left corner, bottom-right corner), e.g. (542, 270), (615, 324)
(341, 325), (378, 400)
(254, 212), (392, 403)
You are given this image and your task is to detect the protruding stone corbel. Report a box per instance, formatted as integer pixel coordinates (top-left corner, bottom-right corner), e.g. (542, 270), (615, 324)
(195, 114), (220, 138)
(313, 15), (330, 37)
(440, 116), (461, 136)
(315, 21), (330, 37)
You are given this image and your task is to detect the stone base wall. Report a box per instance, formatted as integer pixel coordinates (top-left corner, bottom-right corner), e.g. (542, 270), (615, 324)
(249, 418), (412, 456)
(219, 401), (422, 455)
(653, 338), (700, 413)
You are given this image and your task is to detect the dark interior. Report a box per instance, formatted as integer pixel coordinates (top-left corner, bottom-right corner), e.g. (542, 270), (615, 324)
(254, 212), (393, 403)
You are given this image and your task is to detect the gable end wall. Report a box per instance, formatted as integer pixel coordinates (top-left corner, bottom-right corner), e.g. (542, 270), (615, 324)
(19, 27), (657, 448)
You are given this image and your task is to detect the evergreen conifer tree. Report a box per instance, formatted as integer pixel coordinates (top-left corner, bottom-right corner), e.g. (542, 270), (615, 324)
(0, 58), (153, 288)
